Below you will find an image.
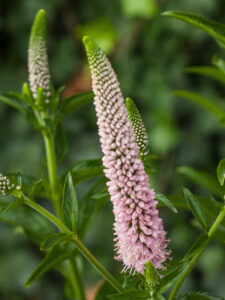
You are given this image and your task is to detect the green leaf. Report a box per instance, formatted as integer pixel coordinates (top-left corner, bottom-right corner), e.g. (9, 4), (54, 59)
(155, 192), (177, 213)
(162, 11), (225, 49)
(64, 159), (104, 186)
(62, 172), (78, 233)
(173, 90), (225, 124)
(213, 55), (225, 75)
(177, 166), (224, 197)
(78, 178), (109, 239)
(0, 199), (23, 216)
(58, 91), (93, 118)
(40, 232), (72, 251)
(217, 158), (225, 186)
(182, 187), (209, 231)
(26, 242), (76, 286)
(0, 199), (53, 243)
(168, 194), (225, 229)
(185, 66), (225, 85)
(182, 234), (209, 262)
(55, 124), (68, 164)
(177, 291), (225, 300)
(107, 289), (147, 300)
(0, 93), (30, 113)
(157, 262), (188, 293)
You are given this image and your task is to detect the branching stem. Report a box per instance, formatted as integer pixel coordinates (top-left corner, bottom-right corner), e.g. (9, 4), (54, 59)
(169, 204), (225, 300)
(21, 193), (124, 294)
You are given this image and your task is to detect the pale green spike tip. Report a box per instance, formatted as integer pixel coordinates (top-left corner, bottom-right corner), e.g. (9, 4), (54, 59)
(82, 35), (98, 52)
(30, 9), (46, 43)
(125, 97), (139, 114)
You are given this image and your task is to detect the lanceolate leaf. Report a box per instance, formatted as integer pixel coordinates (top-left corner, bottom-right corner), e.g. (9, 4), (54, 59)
(168, 195), (225, 229)
(173, 90), (225, 124)
(155, 192), (177, 213)
(158, 262), (188, 293)
(217, 158), (225, 186)
(162, 11), (225, 49)
(58, 91), (94, 118)
(182, 187), (209, 231)
(185, 66), (225, 85)
(63, 159), (104, 186)
(40, 232), (72, 251)
(26, 242), (76, 286)
(0, 93), (30, 113)
(0, 200), (53, 243)
(78, 177), (109, 239)
(177, 166), (224, 197)
(182, 234), (209, 262)
(62, 172), (78, 233)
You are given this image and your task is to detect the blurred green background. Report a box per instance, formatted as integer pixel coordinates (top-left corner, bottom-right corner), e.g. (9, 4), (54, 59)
(0, 0), (225, 299)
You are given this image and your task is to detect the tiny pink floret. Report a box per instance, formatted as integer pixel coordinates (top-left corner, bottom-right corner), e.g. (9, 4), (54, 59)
(84, 37), (169, 274)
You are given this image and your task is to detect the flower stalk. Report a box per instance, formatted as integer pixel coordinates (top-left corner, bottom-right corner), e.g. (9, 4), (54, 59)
(19, 192), (124, 294)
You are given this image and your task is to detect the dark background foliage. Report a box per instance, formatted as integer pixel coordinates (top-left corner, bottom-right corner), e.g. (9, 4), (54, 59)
(0, 0), (224, 299)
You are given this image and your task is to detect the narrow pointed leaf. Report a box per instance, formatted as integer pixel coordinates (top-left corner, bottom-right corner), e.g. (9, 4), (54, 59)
(217, 158), (225, 186)
(0, 93), (30, 113)
(63, 159), (103, 186)
(0, 199), (23, 216)
(162, 11), (225, 49)
(177, 166), (224, 197)
(78, 178), (109, 239)
(182, 187), (209, 231)
(155, 192), (177, 213)
(182, 234), (209, 262)
(0, 200), (53, 243)
(158, 262), (188, 293)
(58, 91), (94, 118)
(174, 90), (225, 123)
(185, 66), (225, 84)
(62, 172), (78, 233)
(40, 232), (71, 251)
(26, 243), (76, 286)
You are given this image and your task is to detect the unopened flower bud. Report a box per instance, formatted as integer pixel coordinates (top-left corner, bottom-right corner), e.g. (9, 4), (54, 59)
(0, 174), (15, 195)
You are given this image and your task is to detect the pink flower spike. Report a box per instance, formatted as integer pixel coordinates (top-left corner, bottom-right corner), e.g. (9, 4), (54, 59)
(83, 36), (169, 274)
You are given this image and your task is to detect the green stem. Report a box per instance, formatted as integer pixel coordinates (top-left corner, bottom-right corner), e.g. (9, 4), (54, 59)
(34, 110), (84, 299)
(21, 194), (123, 294)
(169, 204), (225, 300)
(42, 132), (60, 212)
(67, 259), (86, 300)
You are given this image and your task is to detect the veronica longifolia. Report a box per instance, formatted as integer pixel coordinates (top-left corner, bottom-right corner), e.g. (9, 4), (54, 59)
(83, 36), (169, 274)
(28, 10), (51, 103)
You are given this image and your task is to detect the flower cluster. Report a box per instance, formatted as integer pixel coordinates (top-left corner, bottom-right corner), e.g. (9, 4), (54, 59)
(28, 10), (51, 103)
(125, 97), (149, 158)
(83, 36), (169, 274)
(0, 174), (15, 195)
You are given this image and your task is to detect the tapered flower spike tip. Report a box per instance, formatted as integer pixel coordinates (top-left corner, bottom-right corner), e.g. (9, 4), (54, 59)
(82, 35), (94, 48)
(28, 9), (51, 103)
(125, 97), (149, 158)
(30, 9), (46, 45)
